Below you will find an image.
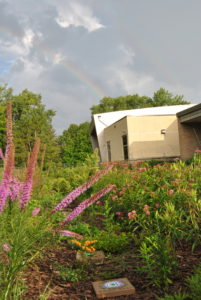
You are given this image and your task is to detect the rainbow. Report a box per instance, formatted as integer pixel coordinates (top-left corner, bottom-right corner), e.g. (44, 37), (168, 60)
(0, 24), (106, 99)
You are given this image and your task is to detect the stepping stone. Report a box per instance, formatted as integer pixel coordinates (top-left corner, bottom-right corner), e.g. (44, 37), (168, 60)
(76, 250), (105, 265)
(92, 277), (136, 298)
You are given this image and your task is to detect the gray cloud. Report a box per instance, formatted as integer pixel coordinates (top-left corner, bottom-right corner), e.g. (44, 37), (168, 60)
(0, 0), (200, 134)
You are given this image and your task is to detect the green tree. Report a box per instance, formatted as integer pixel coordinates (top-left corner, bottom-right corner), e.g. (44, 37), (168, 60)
(0, 85), (60, 167)
(59, 122), (93, 166)
(151, 88), (190, 107)
(90, 88), (190, 114)
(0, 84), (14, 150)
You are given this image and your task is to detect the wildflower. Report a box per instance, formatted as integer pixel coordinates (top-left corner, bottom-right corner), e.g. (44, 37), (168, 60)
(128, 210), (136, 220)
(111, 195), (118, 200)
(19, 138), (40, 210)
(32, 207), (41, 216)
(58, 230), (83, 240)
(145, 211), (150, 215)
(155, 203), (160, 208)
(71, 239), (97, 253)
(0, 148), (4, 161)
(168, 189), (174, 196)
(60, 184), (115, 226)
(2, 244), (11, 252)
(96, 201), (101, 205)
(115, 211), (122, 216)
(138, 167), (147, 173)
(143, 204), (149, 212)
(195, 149), (201, 153)
(52, 165), (114, 213)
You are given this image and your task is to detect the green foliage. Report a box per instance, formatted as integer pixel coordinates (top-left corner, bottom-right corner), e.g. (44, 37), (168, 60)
(58, 122), (93, 166)
(0, 85), (60, 167)
(90, 88), (190, 114)
(53, 263), (86, 282)
(0, 202), (54, 299)
(95, 231), (129, 253)
(138, 234), (177, 289)
(186, 263), (201, 300)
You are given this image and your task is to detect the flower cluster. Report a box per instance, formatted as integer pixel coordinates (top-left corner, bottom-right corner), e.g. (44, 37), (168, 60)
(128, 210), (137, 220)
(71, 239), (97, 253)
(19, 138), (40, 210)
(0, 148), (4, 161)
(0, 103), (40, 213)
(143, 204), (150, 215)
(58, 230), (83, 240)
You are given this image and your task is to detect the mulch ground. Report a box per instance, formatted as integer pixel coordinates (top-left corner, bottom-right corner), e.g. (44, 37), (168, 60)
(22, 242), (201, 300)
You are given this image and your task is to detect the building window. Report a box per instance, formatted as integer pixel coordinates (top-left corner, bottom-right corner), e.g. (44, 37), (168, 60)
(107, 141), (111, 161)
(122, 135), (128, 160)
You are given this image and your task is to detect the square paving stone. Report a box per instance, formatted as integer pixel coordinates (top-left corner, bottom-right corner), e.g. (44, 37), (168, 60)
(92, 277), (136, 298)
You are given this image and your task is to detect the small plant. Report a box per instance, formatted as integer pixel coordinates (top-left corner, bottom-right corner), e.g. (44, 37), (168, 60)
(95, 231), (129, 254)
(186, 263), (201, 300)
(138, 234), (177, 289)
(53, 264), (86, 282)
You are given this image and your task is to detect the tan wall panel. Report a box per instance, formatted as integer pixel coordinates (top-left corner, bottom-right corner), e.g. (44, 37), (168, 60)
(104, 118), (128, 161)
(127, 116), (180, 160)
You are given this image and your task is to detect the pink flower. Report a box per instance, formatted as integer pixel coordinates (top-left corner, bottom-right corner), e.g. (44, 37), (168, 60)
(58, 230), (83, 240)
(52, 165), (114, 213)
(111, 195), (118, 200)
(143, 204), (149, 212)
(168, 189), (174, 196)
(155, 203), (160, 208)
(115, 211), (122, 216)
(32, 207), (41, 216)
(195, 149), (201, 153)
(19, 138), (40, 210)
(138, 167), (147, 173)
(2, 244), (11, 252)
(96, 201), (101, 205)
(0, 148), (4, 161)
(60, 184), (115, 226)
(145, 211), (150, 215)
(128, 210), (137, 220)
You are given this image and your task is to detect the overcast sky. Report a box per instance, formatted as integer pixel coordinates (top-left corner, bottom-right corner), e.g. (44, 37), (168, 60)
(0, 0), (201, 134)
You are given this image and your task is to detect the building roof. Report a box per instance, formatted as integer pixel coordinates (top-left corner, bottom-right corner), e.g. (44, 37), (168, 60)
(91, 104), (195, 161)
(177, 103), (201, 123)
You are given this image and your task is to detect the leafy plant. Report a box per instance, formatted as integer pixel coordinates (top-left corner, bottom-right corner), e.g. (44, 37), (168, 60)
(186, 263), (201, 300)
(138, 234), (177, 289)
(95, 231), (129, 253)
(53, 264), (86, 282)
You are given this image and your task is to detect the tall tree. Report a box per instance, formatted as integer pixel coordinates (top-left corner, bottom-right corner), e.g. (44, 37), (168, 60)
(90, 88), (190, 114)
(151, 88), (190, 106)
(0, 85), (60, 167)
(59, 122), (93, 166)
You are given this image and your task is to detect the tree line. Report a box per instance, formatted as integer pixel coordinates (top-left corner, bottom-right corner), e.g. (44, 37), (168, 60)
(0, 84), (190, 167)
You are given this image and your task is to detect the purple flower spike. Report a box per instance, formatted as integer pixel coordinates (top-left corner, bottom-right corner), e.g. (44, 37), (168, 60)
(60, 184), (115, 227)
(2, 243), (11, 252)
(0, 148), (4, 161)
(59, 230), (84, 240)
(52, 164), (114, 214)
(32, 207), (41, 216)
(19, 138), (40, 210)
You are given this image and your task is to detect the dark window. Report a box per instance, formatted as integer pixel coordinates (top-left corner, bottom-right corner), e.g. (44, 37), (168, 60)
(122, 135), (128, 160)
(107, 141), (111, 161)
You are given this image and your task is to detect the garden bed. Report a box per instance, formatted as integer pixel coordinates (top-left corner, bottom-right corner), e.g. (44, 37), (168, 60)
(22, 242), (201, 299)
